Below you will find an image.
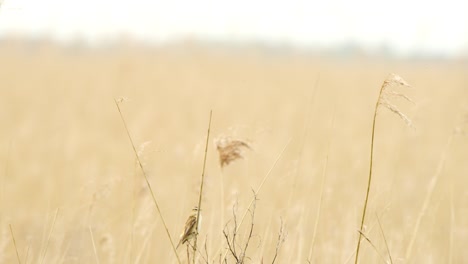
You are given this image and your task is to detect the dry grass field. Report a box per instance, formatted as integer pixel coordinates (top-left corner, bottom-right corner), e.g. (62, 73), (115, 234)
(0, 41), (467, 263)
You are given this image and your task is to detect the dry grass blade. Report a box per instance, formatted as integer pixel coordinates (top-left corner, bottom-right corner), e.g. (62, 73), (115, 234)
(39, 208), (59, 264)
(222, 194), (257, 264)
(193, 110), (212, 263)
(379, 99), (413, 127)
(355, 74), (413, 264)
(378, 74), (414, 127)
(9, 224), (21, 264)
(24, 245), (30, 264)
(448, 178), (455, 264)
(215, 134), (250, 245)
(271, 219), (287, 264)
(220, 138), (291, 260)
(385, 90), (415, 104)
(89, 227), (100, 264)
(114, 98), (181, 264)
(308, 106), (336, 262)
(405, 133), (454, 261)
(344, 202), (392, 264)
(287, 75), (320, 208)
(357, 230), (387, 264)
(215, 136), (251, 168)
(383, 73), (411, 88)
(376, 215), (393, 264)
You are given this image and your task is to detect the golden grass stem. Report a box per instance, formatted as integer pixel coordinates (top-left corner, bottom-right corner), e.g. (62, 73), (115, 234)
(193, 110), (213, 263)
(1, 141), (12, 218)
(9, 224), (21, 264)
(448, 177), (454, 264)
(24, 245), (30, 264)
(405, 134), (454, 261)
(221, 138), (292, 260)
(220, 168), (225, 249)
(355, 74), (413, 264)
(287, 75), (319, 208)
(128, 161), (138, 264)
(39, 208), (59, 264)
(376, 214), (393, 264)
(308, 106), (335, 262)
(88, 227), (100, 264)
(357, 230), (387, 264)
(354, 86), (382, 264)
(344, 201), (392, 264)
(114, 99), (181, 264)
(134, 223), (156, 264)
(354, 74), (413, 263)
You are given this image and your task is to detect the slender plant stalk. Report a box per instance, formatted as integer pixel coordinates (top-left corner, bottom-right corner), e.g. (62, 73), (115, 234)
(40, 208), (59, 264)
(357, 230), (387, 264)
(355, 74), (413, 263)
(376, 214), (393, 264)
(24, 245), (30, 264)
(220, 138), (291, 260)
(287, 75), (320, 208)
(193, 110), (213, 263)
(354, 87), (382, 264)
(220, 168), (225, 249)
(344, 201), (393, 264)
(9, 224), (21, 264)
(448, 176), (454, 264)
(128, 161), (138, 263)
(405, 134), (454, 261)
(114, 99), (181, 264)
(134, 223), (156, 264)
(308, 106), (336, 262)
(89, 227), (100, 264)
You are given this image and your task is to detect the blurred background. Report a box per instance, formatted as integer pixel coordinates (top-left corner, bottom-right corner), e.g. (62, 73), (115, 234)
(1, 0), (468, 58)
(0, 1), (467, 264)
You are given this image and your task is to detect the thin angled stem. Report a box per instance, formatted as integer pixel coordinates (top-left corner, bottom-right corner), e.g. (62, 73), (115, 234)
(193, 110), (213, 263)
(128, 160), (139, 263)
(220, 138), (292, 260)
(376, 214), (393, 264)
(40, 208), (59, 264)
(24, 245), (30, 264)
(287, 75), (320, 208)
(405, 133), (454, 261)
(114, 99), (181, 264)
(355, 85), (385, 264)
(344, 201), (393, 264)
(9, 224), (21, 264)
(308, 106), (336, 261)
(357, 230), (387, 264)
(220, 169), (225, 249)
(355, 74), (413, 263)
(449, 114), (467, 264)
(89, 227), (101, 264)
(448, 176), (455, 264)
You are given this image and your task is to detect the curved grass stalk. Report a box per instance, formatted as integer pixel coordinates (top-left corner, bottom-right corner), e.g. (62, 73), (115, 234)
(193, 110), (213, 263)
(355, 74), (412, 264)
(114, 99), (181, 264)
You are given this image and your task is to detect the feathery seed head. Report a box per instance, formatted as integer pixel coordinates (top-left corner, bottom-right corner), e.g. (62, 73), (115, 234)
(214, 136), (251, 168)
(378, 74), (415, 127)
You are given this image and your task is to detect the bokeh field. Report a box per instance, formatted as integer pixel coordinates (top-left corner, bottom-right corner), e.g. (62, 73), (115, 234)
(0, 41), (467, 263)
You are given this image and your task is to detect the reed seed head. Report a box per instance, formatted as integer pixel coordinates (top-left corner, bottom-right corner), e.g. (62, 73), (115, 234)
(214, 136), (251, 168)
(378, 73), (414, 127)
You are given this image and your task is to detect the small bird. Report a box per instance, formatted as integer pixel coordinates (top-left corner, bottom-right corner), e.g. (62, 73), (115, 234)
(176, 207), (201, 249)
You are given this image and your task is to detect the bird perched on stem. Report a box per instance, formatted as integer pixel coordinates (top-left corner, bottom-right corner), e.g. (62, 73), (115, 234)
(176, 207), (201, 249)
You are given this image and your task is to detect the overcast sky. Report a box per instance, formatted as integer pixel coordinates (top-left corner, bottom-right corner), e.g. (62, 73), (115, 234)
(0, 0), (467, 56)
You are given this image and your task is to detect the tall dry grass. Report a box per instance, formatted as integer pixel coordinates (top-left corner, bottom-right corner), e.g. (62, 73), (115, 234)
(0, 42), (467, 263)
(354, 73), (413, 264)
